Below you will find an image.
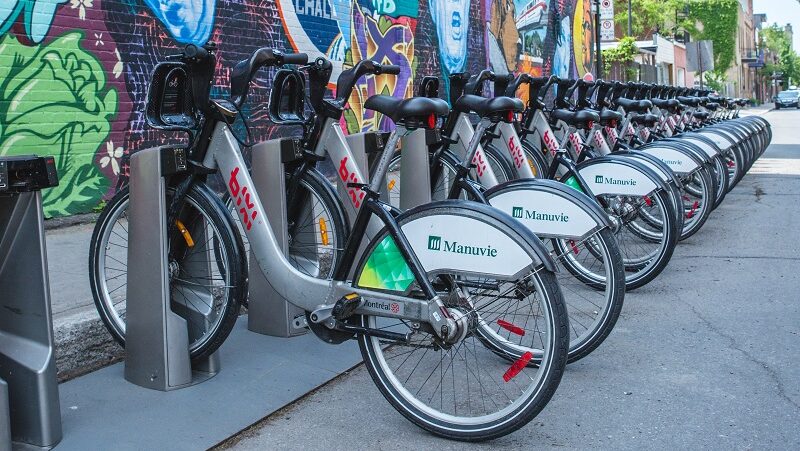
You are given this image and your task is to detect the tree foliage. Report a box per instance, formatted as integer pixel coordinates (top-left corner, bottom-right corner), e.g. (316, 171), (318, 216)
(602, 36), (639, 80)
(614, 0), (739, 78)
(682, 0), (739, 80)
(761, 24), (800, 87)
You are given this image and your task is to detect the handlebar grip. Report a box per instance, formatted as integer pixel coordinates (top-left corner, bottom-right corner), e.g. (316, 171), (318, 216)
(381, 65), (401, 75)
(184, 44), (208, 60)
(283, 53), (309, 65)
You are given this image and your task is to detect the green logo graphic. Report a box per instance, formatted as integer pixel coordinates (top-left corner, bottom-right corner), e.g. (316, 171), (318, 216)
(357, 236), (415, 292)
(595, 175), (603, 183)
(428, 235), (442, 251)
(512, 206), (524, 218)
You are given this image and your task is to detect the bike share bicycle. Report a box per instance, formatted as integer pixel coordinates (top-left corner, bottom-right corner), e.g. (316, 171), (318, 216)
(572, 80), (716, 241)
(90, 43), (569, 440)
(605, 82), (770, 220)
(379, 74), (626, 362)
(469, 73), (679, 290)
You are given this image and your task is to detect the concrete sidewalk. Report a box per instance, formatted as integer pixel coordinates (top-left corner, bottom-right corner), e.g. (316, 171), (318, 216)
(44, 219), (124, 379)
(742, 102), (774, 116)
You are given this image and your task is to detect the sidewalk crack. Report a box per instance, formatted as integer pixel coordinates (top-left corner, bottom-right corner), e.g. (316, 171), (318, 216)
(684, 301), (800, 411)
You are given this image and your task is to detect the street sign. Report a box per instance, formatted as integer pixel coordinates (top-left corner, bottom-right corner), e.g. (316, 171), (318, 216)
(601, 19), (615, 41)
(599, 0), (615, 42)
(599, 0), (614, 19)
(686, 40), (715, 72)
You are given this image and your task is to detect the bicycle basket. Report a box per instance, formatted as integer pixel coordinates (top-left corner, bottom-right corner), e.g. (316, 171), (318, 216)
(145, 62), (197, 131)
(268, 68), (306, 125)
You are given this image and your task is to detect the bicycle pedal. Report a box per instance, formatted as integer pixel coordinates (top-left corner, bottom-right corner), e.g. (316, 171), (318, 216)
(332, 293), (363, 321)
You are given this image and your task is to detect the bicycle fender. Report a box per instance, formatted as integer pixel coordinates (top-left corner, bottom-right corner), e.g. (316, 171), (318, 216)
(638, 144), (703, 174)
(656, 139), (714, 165)
(577, 156), (665, 196)
(484, 179), (611, 240)
(612, 150), (683, 189)
(696, 129), (735, 151)
(353, 201), (556, 293)
(679, 135), (722, 158)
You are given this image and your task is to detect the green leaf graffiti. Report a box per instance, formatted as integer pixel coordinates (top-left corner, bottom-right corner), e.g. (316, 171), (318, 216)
(0, 32), (118, 217)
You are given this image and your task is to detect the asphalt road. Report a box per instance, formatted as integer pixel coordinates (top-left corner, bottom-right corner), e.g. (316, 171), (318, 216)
(221, 110), (800, 450)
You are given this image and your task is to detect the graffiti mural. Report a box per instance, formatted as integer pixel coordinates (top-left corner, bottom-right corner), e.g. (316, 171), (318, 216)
(142, 0), (216, 45)
(0, 0), (595, 217)
(342, 2), (415, 133)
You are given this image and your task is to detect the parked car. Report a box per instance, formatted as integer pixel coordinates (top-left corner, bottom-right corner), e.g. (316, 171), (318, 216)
(775, 90), (800, 109)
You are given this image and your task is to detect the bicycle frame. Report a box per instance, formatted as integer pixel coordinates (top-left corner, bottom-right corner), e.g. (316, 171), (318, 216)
(203, 120), (454, 332)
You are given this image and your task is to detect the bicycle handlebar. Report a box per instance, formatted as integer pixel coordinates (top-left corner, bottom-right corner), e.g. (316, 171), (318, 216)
(335, 60), (402, 103)
(231, 48), (308, 108)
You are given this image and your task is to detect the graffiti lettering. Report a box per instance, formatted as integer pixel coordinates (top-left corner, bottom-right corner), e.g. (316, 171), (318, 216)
(1, 0), (610, 218)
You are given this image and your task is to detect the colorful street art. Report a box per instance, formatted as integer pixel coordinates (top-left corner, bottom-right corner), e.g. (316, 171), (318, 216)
(0, 0), (595, 217)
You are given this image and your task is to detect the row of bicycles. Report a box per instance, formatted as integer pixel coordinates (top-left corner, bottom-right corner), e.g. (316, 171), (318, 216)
(88, 43), (770, 441)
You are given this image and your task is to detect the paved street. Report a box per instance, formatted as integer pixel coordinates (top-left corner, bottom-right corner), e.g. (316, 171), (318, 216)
(221, 110), (800, 450)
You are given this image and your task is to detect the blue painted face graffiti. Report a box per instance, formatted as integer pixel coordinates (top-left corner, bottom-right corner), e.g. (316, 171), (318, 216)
(429, 0), (469, 74)
(142, 0), (215, 45)
(0, 0), (69, 43)
(552, 15), (571, 77)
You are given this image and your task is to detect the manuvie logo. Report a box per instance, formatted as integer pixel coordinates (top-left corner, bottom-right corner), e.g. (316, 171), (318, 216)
(511, 206), (569, 222)
(593, 174), (637, 186)
(426, 235), (497, 257)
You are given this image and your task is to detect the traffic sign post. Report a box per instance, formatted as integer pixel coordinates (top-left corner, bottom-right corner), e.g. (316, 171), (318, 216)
(599, 0), (615, 42)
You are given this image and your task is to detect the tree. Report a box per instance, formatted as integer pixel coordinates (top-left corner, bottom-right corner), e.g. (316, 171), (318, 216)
(615, 0), (683, 37)
(615, 0), (740, 81)
(681, 0), (739, 82)
(602, 37), (639, 81)
(761, 24), (800, 87)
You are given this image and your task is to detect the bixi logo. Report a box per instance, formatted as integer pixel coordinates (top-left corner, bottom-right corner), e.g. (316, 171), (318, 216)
(594, 174), (637, 186)
(427, 235), (497, 257)
(511, 206), (569, 222)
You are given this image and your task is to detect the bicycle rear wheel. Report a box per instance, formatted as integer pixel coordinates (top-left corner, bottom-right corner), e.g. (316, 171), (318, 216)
(600, 188), (678, 290)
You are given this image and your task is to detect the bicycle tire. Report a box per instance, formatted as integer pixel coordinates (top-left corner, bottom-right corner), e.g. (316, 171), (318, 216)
(89, 183), (246, 361)
(355, 202), (568, 441)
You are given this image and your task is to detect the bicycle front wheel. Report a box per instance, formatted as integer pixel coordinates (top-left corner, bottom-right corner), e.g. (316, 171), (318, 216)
(89, 183), (246, 361)
(359, 266), (567, 441)
(354, 203), (568, 441)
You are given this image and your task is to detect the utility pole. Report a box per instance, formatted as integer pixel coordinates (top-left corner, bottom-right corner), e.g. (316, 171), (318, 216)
(595, 0), (603, 78)
(628, 0), (633, 36)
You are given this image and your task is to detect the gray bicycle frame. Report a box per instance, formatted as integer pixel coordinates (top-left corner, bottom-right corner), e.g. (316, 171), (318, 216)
(201, 120), (442, 327)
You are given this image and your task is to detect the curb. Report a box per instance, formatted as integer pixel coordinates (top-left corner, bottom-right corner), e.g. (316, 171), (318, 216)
(45, 213), (99, 231)
(54, 310), (122, 382)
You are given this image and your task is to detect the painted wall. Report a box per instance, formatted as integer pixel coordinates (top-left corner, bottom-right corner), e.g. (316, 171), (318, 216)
(0, 0), (595, 217)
